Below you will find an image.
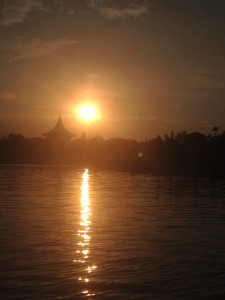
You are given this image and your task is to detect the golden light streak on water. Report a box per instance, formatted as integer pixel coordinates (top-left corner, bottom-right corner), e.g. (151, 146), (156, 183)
(76, 169), (96, 297)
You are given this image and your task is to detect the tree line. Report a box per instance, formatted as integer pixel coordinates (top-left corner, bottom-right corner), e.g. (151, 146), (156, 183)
(0, 128), (225, 176)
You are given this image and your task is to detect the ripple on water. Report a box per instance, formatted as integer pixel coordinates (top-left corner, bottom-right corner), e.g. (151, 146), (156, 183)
(1, 166), (225, 299)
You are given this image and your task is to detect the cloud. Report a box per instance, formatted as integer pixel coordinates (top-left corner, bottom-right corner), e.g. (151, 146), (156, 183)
(86, 73), (101, 79)
(1, 91), (16, 101)
(86, 1), (149, 19)
(191, 70), (225, 89)
(0, 1), (149, 25)
(106, 115), (157, 122)
(99, 5), (148, 19)
(8, 38), (79, 61)
(1, 0), (43, 26)
(0, 90), (45, 118)
(54, 0), (64, 13)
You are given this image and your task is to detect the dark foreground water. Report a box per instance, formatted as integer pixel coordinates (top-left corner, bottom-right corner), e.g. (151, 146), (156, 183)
(1, 165), (225, 300)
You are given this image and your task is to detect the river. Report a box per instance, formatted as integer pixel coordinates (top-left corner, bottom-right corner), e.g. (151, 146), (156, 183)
(1, 165), (225, 299)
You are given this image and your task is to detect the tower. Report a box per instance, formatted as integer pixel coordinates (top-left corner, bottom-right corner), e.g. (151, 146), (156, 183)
(43, 115), (75, 143)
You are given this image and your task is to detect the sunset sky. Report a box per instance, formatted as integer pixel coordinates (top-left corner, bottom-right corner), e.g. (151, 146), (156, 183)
(0, 0), (225, 140)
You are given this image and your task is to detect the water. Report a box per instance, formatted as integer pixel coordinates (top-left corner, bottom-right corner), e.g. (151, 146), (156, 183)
(1, 165), (225, 300)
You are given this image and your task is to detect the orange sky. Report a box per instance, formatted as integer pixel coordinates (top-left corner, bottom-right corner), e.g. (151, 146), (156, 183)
(0, 1), (225, 140)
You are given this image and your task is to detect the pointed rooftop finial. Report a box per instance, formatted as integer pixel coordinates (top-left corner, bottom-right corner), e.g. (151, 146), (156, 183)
(43, 115), (75, 141)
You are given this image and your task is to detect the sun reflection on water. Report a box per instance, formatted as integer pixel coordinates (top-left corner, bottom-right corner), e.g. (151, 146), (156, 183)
(74, 169), (97, 297)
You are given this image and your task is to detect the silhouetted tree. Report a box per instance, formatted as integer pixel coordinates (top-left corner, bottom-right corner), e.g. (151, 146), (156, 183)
(2, 128), (225, 175)
(8, 133), (24, 141)
(212, 126), (219, 136)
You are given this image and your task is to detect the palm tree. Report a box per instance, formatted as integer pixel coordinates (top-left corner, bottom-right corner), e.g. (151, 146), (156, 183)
(212, 126), (219, 136)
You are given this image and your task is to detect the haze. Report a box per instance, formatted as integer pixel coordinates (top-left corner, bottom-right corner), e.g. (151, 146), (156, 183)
(0, 0), (225, 140)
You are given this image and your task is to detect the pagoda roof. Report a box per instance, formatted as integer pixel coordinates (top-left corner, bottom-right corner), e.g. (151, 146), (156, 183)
(43, 115), (75, 140)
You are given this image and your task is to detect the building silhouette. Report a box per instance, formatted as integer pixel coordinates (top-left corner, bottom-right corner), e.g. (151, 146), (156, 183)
(43, 115), (75, 143)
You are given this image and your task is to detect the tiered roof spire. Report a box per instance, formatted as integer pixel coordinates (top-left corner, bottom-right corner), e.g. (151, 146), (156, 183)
(43, 115), (75, 141)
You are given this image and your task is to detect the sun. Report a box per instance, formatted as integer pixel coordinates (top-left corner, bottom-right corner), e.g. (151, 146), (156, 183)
(78, 105), (97, 121)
